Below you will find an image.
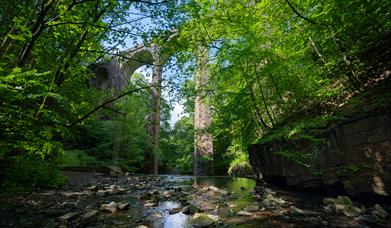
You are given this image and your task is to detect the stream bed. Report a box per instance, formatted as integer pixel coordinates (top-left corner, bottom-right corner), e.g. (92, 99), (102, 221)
(0, 174), (390, 227)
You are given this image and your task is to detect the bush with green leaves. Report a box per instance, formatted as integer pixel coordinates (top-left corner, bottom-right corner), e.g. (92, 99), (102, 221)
(2, 155), (68, 191)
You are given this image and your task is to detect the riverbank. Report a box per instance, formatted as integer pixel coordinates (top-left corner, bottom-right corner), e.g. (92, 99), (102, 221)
(0, 173), (390, 227)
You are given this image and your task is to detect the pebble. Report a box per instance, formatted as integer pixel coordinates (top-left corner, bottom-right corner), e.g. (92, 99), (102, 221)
(342, 206), (361, 217)
(169, 207), (182, 214)
(237, 211), (253, 216)
(372, 204), (388, 219)
(96, 190), (106, 196)
(144, 202), (157, 207)
(58, 212), (79, 222)
(244, 205), (260, 212)
(118, 203), (130, 210)
(81, 210), (98, 223)
(101, 201), (117, 213)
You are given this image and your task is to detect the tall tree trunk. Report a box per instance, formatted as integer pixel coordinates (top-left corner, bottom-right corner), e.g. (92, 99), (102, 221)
(194, 46), (213, 176)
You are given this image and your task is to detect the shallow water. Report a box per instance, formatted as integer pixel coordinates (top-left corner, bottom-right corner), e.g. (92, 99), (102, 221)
(112, 175), (257, 228)
(2, 174), (388, 228)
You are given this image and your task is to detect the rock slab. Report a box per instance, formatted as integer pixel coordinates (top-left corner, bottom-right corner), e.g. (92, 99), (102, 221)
(248, 113), (391, 196)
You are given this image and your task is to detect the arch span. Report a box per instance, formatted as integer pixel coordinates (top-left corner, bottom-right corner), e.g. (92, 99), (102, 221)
(90, 34), (214, 176)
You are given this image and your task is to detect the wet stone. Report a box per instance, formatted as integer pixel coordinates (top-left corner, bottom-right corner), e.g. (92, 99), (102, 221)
(58, 212), (79, 222)
(163, 190), (172, 198)
(227, 202), (237, 208)
(324, 205), (333, 213)
(289, 206), (318, 216)
(148, 190), (159, 195)
(244, 205), (260, 212)
(118, 203), (130, 210)
(147, 212), (163, 222)
(237, 210), (253, 216)
(192, 213), (218, 227)
(101, 201), (117, 213)
(86, 185), (98, 191)
(335, 196), (353, 206)
(323, 197), (336, 205)
(182, 204), (200, 215)
(81, 209), (98, 224)
(144, 202), (157, 207)
(96, 190), (106, 196)
(342, 205), (361, 217)
(112, 220), (125, 225)
(372, 204), (388, 219)
(114, 187), (126, 194)
(138, 192), (151, 200)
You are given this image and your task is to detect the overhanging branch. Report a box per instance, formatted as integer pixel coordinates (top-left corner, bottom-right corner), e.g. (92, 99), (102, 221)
(284, 0), (326, 26)
(66, 85), (155, 129)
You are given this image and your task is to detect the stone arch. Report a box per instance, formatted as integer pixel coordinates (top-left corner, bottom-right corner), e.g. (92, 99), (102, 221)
(90, 41), (171, 174)
(90, 45), (156, 91)
(90, 33), (214, 176)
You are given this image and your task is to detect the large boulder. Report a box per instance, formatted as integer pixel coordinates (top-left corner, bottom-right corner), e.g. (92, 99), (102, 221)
(248, 113), (391, 197)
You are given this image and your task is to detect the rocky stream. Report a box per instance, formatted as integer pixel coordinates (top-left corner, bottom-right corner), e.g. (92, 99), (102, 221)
(0, 172), (390, 227)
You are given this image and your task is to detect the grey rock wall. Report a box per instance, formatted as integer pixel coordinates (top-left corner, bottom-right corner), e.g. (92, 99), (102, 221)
(249, 113), (391, 196)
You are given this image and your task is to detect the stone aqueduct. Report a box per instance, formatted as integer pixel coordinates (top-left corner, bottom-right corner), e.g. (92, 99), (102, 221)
(90, 34), (213, 176)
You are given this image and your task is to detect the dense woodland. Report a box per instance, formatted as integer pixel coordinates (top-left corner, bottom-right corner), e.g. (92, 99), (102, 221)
(0, 0), (390, 191)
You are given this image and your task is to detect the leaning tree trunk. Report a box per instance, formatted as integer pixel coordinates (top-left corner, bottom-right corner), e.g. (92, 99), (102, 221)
(194, 46), (213, 176)
(149, 46), (163, 175)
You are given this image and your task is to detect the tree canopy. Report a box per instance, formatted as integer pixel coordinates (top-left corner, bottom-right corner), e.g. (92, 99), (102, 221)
(0, 0), (390, 189)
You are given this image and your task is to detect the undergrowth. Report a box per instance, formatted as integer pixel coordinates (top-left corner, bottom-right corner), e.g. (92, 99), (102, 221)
(2, 155), (68, 192)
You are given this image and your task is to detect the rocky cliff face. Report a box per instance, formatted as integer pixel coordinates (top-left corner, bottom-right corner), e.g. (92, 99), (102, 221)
(248, 113), (391, 197)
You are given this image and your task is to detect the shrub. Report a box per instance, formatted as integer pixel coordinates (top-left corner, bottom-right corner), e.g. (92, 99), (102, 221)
(228, 154), (253, 176)
(2, 155), (68, 192)
(60, 149), (97, 167)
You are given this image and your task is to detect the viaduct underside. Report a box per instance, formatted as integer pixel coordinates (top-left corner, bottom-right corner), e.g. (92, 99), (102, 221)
(90, 36), (213, 176)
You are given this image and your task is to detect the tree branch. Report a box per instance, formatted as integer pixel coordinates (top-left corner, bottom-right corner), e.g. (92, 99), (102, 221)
(102, 106), (126, 115)
(284, 0), (325, 26)
(66, 85), (155, 129)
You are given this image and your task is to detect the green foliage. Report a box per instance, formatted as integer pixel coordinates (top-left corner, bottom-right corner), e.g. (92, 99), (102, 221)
(276, 150), (312, 168)
(67, 75), (154, 173)
(160, 115), (194, 174)
(0, 0), (177, 187)
(258, 114), (342, 144)
(60, 149), (97, 167)
(337, 163), (372, 176)
(173, 0), (390, 174)
(227, 153), (253, 176)
(176, 154), (193, 174)
(2, 155), (68, 192)
(343, 164), (360, 174)
(0, 68), (65, 158)
(1, 0), (390, 181)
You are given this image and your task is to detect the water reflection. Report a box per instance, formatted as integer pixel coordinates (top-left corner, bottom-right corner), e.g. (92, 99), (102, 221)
(150, 201), (191, 228)
(193, 176), (256, 193)
(108, 176), (257, 228)
(158, 176), (256, 228)
(164, 213), (192, 228)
